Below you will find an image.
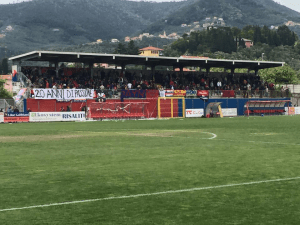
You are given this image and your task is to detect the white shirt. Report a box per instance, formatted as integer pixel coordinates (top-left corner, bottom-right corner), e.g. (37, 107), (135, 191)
(159, 90), (166, 97)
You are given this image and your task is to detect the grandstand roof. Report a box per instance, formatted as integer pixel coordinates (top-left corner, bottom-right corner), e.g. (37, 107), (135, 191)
(9, 51), (284, 70)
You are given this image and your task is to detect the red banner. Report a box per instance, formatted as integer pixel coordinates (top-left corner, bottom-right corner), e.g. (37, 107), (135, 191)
(197, 90), (209, 97)
(4, 117), (29, 123)
(146, 90), (159, 98)
(222, 90), (235, 98)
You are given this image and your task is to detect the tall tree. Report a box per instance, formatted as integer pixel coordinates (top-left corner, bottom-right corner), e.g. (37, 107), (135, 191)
(2, 58), (8, 74)
(127, 41), (139, 55)
(259, 64), (298, 85)
(114, 43), (127, 54)
(0, 79), (12, 98)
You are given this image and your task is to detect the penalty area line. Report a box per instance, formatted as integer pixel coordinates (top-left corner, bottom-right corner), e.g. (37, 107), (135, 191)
(1, 176), (299, 213)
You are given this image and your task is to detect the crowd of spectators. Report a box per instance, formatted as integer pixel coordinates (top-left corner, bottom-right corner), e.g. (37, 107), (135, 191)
(21, 66), (278, 97)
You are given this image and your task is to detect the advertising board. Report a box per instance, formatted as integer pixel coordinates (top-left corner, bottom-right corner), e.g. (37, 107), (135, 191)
(4, 116), (29, 123)
(30, 112), (86, 122)
(185, 109), (204, 118)
(33, 89), (94, 100)
(221, 108), (238, 117)
(5, 113), (29, 117)
(186, 90), (197, 97)
(173, 90), (186, 96)
(165, 90), (174, 97)
(295, 107), (300, 115)
(197, 90), (209, 97)
(287, 107), (295, 115)
(0, 112), (4, 123)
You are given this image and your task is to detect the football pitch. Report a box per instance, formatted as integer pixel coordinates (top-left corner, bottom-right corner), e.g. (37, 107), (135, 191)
(0, 116), (300, 224)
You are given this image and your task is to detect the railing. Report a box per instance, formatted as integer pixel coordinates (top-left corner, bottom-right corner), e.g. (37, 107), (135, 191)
(0, 99), (15, 111)
(18, 72), (32, 98)
(25, 88), (294, 100)
(208, 90), (292, 99)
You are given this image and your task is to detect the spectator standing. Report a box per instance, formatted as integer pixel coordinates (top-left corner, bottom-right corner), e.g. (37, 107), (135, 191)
(127, 82), (132, 89)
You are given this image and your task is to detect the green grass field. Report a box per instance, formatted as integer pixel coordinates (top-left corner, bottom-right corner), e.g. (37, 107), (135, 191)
(0, 116), (300, 224)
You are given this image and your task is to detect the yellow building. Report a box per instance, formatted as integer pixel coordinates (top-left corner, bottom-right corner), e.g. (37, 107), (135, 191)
(139, 46), (163, 57)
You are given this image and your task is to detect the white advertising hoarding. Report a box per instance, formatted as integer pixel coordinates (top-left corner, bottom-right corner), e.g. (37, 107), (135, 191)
(30, 112), (86, 122)
(295, 107), (300, 115)
(221, 108), (238, 117)
(0, 112), (4, 123)
(186, 109), (204, 118)
(33, 89), (94, 100)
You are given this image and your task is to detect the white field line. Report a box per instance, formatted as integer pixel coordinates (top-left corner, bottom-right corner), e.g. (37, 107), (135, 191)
(101, 130), (217, 140)
(202, 132), (217, 140)
(1, 176), (299, 213)
(216, 139), (300, 146)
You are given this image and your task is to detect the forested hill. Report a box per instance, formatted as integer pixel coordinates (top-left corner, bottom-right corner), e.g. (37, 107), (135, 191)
(0, 0), (193, 54)
(1, 0), (300, 59)
(145, 0), (300, 34)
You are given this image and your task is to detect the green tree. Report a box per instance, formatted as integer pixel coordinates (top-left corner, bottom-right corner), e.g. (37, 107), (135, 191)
(127, 41), (139, 55)
(2, 58), (8, 74)
(253, 26), (262, 44)
(0, 79), (12, 98)
(259, 64), (298, 85)
(114, 43), (127, 54)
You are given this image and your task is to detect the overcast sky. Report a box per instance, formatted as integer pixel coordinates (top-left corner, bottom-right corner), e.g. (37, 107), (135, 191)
(0, 0), (300, 13)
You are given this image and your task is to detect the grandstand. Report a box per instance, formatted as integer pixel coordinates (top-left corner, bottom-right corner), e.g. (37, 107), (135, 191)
(8, 51), (285, 98)
(5, 50), (295, 119)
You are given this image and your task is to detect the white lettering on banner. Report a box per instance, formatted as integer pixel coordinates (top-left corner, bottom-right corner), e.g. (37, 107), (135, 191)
(221, 108), (237, 117)
(33, 89), (94, 100)
(186, 109), (204, 118)
(29, 112), (86, 122)
(0, 112), (4, 123)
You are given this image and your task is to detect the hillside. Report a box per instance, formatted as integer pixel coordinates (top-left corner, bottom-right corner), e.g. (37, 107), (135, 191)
(1, 0), (300, 60)
(145, 0), (300, 36)
(0, 0), (193, 57)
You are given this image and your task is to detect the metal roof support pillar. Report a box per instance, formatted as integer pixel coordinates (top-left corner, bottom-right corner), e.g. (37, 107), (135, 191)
(17, 61), (22, 72)
(151, 65), (155, 82)
(206, 67), (210, 77)
(51, 61), (59, 78)
(55, 61), (59, 78)
(143, 64), (148, 80)
(121, 63), (125, 72)
(179, 66), (184, 85)
(89, 62), (94, 78)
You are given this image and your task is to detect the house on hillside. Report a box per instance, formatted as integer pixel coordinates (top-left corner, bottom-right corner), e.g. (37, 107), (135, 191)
(124, 36), (131, 42)
(111, 39), (119, 43)
(168, 32), (180, 39)
(139, 46), (164, 57)
(242, 38), (254, 48)
(286, 21), (295, 26)
(159, 31), (167, 39)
